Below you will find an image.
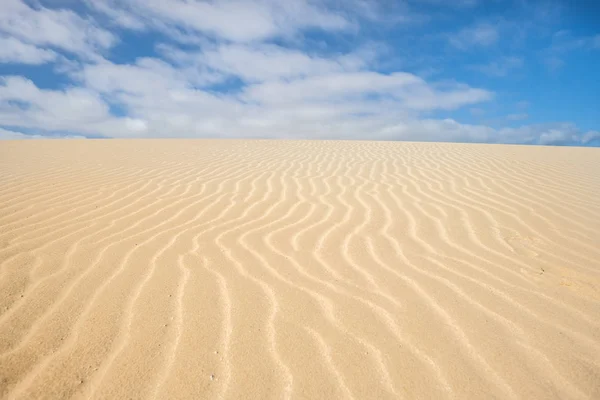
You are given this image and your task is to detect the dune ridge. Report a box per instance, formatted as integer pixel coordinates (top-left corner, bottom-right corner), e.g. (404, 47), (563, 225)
(0, 139), (599, 399)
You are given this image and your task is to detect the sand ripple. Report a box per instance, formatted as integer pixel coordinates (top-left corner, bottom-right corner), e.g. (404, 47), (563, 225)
(1, 140), (599, 399)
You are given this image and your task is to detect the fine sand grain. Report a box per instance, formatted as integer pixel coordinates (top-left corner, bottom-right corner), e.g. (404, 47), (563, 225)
(0, 139), (599, 399)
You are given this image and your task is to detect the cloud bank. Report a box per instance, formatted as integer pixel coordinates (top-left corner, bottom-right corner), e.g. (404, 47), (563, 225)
(0, 0), (597, 145)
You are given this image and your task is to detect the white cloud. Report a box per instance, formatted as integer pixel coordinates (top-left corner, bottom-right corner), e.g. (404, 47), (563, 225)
(0, 0), (116, 58)
(0, 36), (57, 64)
(83, 0), (146, 30)
(157, 41), (383, 85)
(0, 127), (43, 140)
(498, 123), (581, 145)
(76, 58), (194, 95)
(243, 72), (420, 103)
(0, 76), (144, 137)
(190, 44), (367, 82)
(0, 76), (109, 120)
(88, 0), (352, 43)
(0, 49), (494, 140)
(242, 72), (492, 110)
(0, 65), (592, 145)
(582, 130), (600, 144)
(0, 127), (86, 140)
(341, 119), (594, 145)
(538, 129), (577, 145)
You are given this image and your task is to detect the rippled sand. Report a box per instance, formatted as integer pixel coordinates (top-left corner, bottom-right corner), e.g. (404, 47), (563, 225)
(1, 139), (599, 399)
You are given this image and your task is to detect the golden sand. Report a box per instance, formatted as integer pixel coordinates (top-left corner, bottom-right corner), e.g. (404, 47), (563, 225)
(1, 139), (599, 399)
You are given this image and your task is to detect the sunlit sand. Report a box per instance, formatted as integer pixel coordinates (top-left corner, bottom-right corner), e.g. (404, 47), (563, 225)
(1, 139), (599, 399)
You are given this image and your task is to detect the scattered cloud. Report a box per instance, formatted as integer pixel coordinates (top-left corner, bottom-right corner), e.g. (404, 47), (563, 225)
(543, 55), (564, 71)
(541, 30), (600, 71)
(0, 0), (597, 145)
(549, 30), (592, 52)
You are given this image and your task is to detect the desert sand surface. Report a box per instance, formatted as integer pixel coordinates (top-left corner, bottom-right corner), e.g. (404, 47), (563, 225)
(0, 139), (599, 399)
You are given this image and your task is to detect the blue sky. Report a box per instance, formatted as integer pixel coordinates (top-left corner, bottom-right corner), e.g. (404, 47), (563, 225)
(0, 0), (598, 145)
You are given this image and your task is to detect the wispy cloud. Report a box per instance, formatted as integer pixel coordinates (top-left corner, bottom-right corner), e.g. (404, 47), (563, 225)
(506, 113), (529, 121)
(415, 0), (478, 7)
(448, 23), (499, 49)
(541, 30), (600, 71)
(469, 108), (485, 117)
(471, 56), (524, 77)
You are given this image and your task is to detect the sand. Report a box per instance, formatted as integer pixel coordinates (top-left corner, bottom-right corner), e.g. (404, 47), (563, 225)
(0, 139), (599, 399)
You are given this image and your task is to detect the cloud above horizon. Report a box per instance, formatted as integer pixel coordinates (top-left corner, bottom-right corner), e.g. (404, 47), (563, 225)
(0, 0), (598, 145)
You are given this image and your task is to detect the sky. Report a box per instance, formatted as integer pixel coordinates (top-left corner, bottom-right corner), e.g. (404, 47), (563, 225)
(0, 0), (599, 145)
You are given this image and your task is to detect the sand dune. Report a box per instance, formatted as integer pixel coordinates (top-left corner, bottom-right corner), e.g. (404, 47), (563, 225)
(1, 139), (599, 399)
